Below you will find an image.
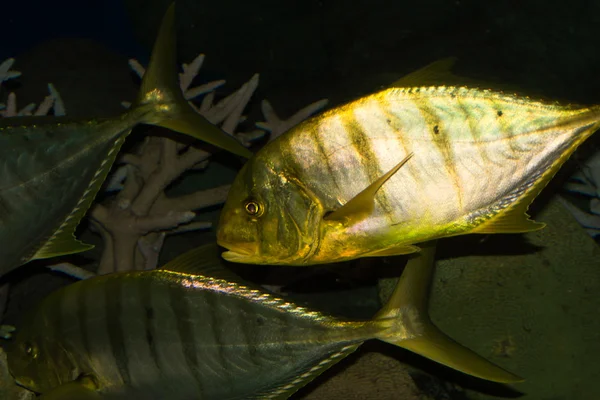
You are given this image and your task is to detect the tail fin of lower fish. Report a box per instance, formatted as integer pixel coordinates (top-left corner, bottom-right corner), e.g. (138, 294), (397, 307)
(132, 3), (252, 159)
(374, 241), (523, 383)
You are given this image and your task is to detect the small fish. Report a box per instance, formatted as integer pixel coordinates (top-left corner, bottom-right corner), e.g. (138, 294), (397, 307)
(217, 59), (600, 265)
(0, 3), (251, 277)
(5, 242), (520, 399)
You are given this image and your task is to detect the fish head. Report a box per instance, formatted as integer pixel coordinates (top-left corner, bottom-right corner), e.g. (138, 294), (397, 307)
(218, 154), (324, 265)
(6, 317), (79, 393)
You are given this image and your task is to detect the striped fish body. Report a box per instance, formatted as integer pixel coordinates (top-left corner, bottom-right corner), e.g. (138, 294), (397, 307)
(218, 85), (600, 264)
(6, 269), (370, 399)
(0, 114), (138, 276)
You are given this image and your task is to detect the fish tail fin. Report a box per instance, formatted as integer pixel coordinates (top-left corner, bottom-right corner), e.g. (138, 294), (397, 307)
(373, 241), (523, 383)
(133, 3), (252, 158)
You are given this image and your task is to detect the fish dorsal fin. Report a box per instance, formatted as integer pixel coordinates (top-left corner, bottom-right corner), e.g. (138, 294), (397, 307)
(390, 58), (526, 95)
(31, 136), (130, 261)
(161, 242), (247, 282)
(391, 58), (460, 88)
(248, 344), (360, 400)
(324, 153), (413, 224)
(135, 3), (252, 159)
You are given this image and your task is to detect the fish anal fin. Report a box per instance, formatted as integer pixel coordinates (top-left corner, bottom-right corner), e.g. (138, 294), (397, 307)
(32, 236), (93, 261)
(472, 210), (545, 234)
(31, 137), (129, 262)
(324, 153), (413, 224)
(363, 245), (420, 257)
(472, 178), (550, 235)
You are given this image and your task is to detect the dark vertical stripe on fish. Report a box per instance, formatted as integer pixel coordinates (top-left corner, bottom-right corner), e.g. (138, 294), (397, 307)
(139, 277), (161, 373)
(168, 283), (204, 392)
(105, 277), (131, 386)
(204, 292), (229, 378)
(345, 113), (394, 220)
(309, 126), (341, 194)
(425, 101), (464, 211)
(236, 300), (261, 367)
(76, 281), (91, 358)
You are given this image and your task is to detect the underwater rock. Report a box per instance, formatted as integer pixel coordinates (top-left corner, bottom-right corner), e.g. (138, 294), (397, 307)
(379, 197), (600, 400)
(298, 350), (427, 400)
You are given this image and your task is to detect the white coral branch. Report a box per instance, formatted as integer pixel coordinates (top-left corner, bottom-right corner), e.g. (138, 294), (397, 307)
(256, 98), (329, 140)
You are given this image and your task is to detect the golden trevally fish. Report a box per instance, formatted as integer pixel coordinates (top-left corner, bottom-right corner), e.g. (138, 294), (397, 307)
(0, 3), (251, 278)
(217, 60), (599, 265)
(5, 242), (520, 400)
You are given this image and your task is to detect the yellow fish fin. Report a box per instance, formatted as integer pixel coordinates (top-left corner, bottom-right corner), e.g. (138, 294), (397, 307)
(391, 58), (459, 88)
(362, 244), (420, 257)
(471, 182), (548, 235)
(374, 240), (523, 383)
(134, 4), (252, 159)
(324, 153), (413, 224)
(39, 377), (101, 400)
(390, 57), (527, 95)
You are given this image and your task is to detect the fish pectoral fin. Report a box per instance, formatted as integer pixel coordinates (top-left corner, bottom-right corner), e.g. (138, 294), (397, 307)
(39, 379), (102, 400)
(362, 244), (420, 257)
(324, 153), (413, 224)
(32, 235), (93, 261)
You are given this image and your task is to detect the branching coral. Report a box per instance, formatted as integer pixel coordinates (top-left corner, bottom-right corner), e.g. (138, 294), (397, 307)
(87, 53), (328, 275)
(560, 150), (600, 238)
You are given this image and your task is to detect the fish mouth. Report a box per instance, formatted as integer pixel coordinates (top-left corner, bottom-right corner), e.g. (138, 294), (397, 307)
(221, 250), (255, 263)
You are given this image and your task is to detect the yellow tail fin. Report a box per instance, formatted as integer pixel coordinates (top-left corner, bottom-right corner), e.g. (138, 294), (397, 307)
(134, 3), (252, 159)
(375, 241), (523, 383)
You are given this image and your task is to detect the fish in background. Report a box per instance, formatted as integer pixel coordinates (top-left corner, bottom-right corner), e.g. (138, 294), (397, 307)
(5, 242), (520, 399)
(0, 3), (251, 278)
(217, 59), (600, 265)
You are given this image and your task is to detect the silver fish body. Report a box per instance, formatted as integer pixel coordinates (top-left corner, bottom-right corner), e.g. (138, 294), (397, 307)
(6, 243), (522, 399)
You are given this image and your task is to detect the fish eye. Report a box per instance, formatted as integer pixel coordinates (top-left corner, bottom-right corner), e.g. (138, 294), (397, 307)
(23, 342), (38, 359)
(244, 200), (263, 217)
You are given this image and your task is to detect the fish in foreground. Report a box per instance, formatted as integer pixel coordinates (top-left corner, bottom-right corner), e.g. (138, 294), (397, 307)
(5, 242), (520, 400)
(0, 3), (251, 278)
(217, 59), (600, 265)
